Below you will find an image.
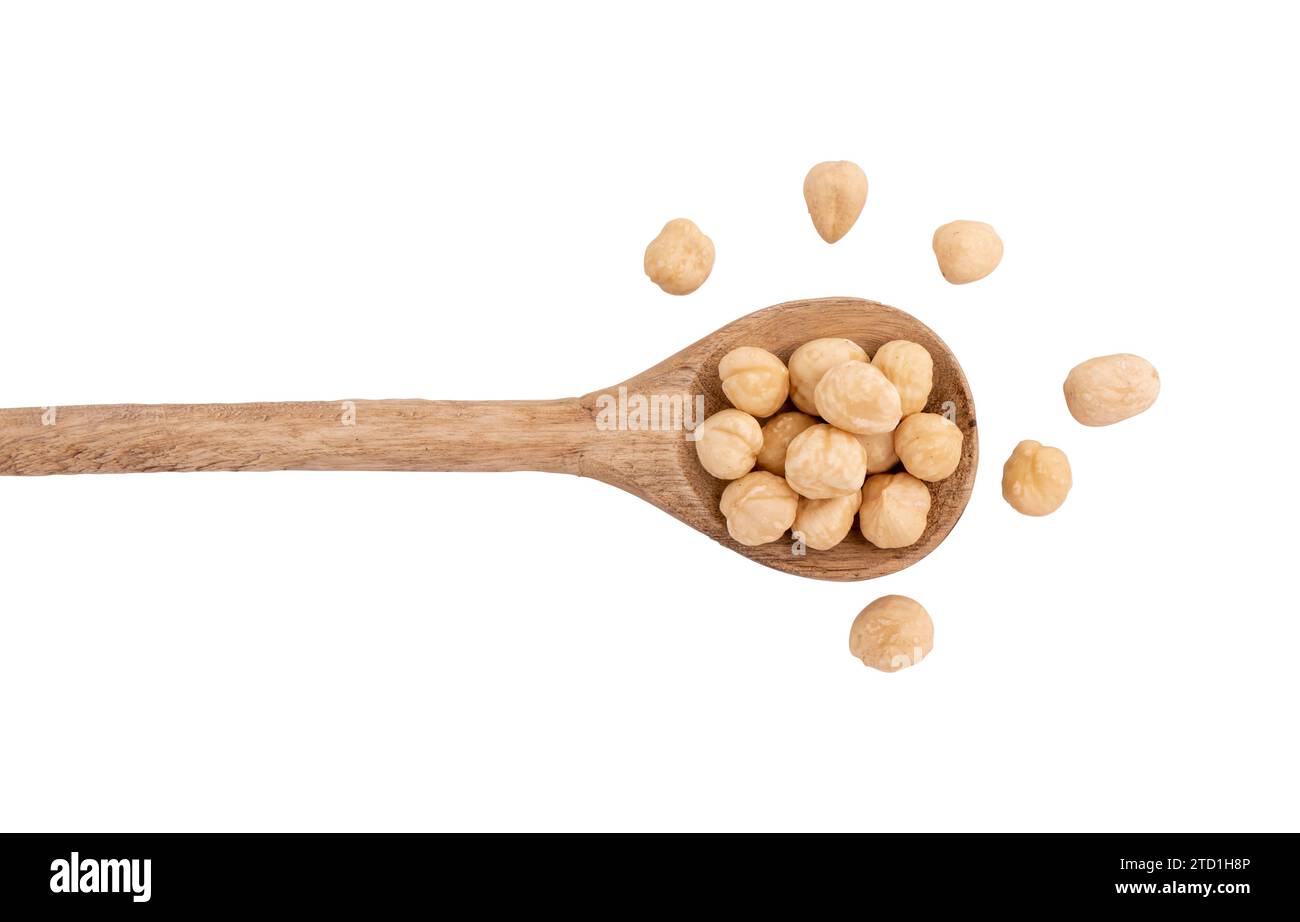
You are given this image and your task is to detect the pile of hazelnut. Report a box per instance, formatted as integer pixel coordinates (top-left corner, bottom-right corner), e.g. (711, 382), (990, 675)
(695, 337), (962, 551)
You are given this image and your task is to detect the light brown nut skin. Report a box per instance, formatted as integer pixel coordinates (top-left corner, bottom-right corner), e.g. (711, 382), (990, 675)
(871, 340), (934, 416)
(932, 220), (1003, 284)
(858, 472), (931, 548)
(784, 424), (867, 499)
(803, 160), (868, 244)
(814, 361), (903, 435)
(849, 595), (934, 672)
(719, 346), (789, 418)
(1063, 353), (1160, 426)
(719, 471), (799, 546)
(756, 411), (818, 477)
(894, 412), (963, 482)
(1002, 440), (1072, 516)
(694, 408), (762, 480)
(787, 337), (868, 415)
(793, 490), (861, 551)
(644, 218), (715, 295)
(855, 430), (900, 474)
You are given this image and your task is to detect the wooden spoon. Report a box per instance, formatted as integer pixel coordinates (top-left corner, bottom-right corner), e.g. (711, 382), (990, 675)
(0, 297), (976, 580)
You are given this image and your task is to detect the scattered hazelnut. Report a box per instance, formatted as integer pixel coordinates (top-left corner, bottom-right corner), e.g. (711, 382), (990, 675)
(644, 218), (715, 295)
(787, 337), (868, 415)
(814, 361), (903, 435)
(894, 412), (963, 482)
(932, 220), (1003, 284)
(871, 340), (933, 416)
(1063, 353), (1160, 427)
(803, 160), (868, 244)
(719, 471), (799, 546)
(756, 411), (818, 477)
(793, 490), (861, 551)
(858, 472), (931, 548)
(1002, 440), (1072, 516)
(694, 409), (762, 480)
(718, 346), (789, 418)
(855, 430), (900, 474)
(784, 423), (867, 499)
(849, 595), (934, 672)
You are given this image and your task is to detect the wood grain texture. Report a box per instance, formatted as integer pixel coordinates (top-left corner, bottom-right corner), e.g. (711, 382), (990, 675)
(0, 297), (976, 581)
(0, 400), (590, 475)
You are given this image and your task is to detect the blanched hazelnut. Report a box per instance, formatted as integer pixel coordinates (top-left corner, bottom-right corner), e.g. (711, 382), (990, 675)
(932, 220), (1003, 284)
(694, 409), (762, 480)
(644, 218), (715, 295)
(871, 340), (933, 416)
(719, 347), (789, 418)
(787, 337), (868, 415)
(849, 595), (934, 672)
(803, 160), (868, 244)
(855, 430), (900, 474)
(793, 490), (860, 551)
(719, 471), (799, 546)
(894, 412), (963, 482)
(1002, 440), (1072, 516)
(756, 411), (818, 477)
(1063, 353), (1160, 427)
(814, 361), (902, 435)
(859, 472), (930, 548)
(784, 424), (867, 499)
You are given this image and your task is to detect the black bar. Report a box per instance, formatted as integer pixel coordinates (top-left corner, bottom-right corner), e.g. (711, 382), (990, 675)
(0, 832), (1291, 912)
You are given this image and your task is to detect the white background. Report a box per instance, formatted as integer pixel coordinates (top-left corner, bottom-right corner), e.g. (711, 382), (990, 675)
(1, 2), (1297, 832)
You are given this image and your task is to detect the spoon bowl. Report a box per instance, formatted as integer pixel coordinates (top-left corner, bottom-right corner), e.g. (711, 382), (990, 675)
(583, 296), (977, 580)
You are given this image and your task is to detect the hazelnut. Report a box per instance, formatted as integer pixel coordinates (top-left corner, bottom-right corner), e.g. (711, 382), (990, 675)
(1002, 440), (1072, 516)
(849, 595), (934, 672)
(719, 471), (799, 546)
(784, 424), (867, 499)
(793, 490), (861, 551)
(803, 160), (868, 244)
(787, 337), (868, 415)
(756, 411), (818, 477)
(858, 472), (931, 548)
(718, 347), (789, 418)
(871, 340), (933, 416)
(894, 412), (963, 482)
(932, 220), (1003, 284)
(694, 409), (762, 480)
(855, 430), (900, 474)
(814, 361), (902, 435)
(1063, 353), (1160, 427)
(644, 218), (715, 295)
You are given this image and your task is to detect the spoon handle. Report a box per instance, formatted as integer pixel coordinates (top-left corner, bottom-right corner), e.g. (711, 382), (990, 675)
(0, 398), (595, 476)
